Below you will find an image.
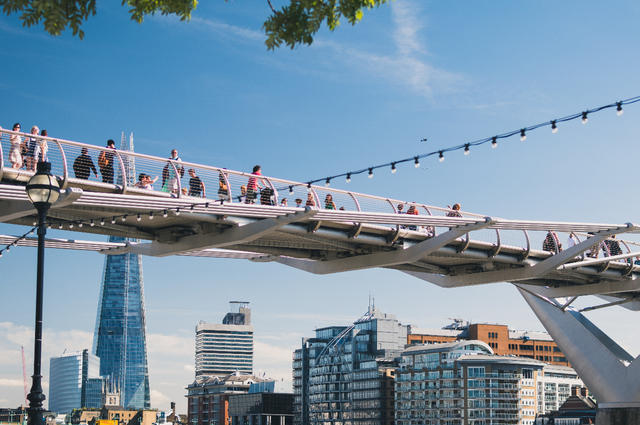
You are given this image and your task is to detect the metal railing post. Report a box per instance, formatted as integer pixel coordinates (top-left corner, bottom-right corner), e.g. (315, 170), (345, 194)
(53, 140), (68, 189)
(113, 151), (128, 194)
(218, 169), (231, 202)
(265, 177), (278, 206)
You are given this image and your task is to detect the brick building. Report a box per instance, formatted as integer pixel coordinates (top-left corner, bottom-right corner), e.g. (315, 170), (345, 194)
(408, 320), (569, 367)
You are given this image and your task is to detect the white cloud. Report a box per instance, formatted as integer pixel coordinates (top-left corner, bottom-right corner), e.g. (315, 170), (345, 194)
(0, 378), (24, 387)
(148, 333), (193, 358)
(392, 0), (426, 57)
(312, 0), (463, 97)
(157, 0), (461, 98)
(190, 16), (263, 42)
(151, 389), (171, 407)
(254, 340), (294, 366)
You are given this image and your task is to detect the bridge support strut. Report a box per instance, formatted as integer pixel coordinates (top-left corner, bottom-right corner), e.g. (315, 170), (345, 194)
(518, 287), (640, 424)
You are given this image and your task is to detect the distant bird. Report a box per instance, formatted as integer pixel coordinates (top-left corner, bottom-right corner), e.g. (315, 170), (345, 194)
(420, 138), (428, 142)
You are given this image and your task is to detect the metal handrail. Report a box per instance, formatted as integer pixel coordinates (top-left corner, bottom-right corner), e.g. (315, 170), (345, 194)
(0, 129), (484, 219)
(1, 128), (638, 251)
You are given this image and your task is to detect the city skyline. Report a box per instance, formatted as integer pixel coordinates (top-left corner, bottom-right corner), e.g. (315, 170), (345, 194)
(2, 0), (640, 414)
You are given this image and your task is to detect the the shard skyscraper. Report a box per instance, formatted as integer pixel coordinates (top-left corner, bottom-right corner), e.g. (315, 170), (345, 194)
(93, 133), (150, 409)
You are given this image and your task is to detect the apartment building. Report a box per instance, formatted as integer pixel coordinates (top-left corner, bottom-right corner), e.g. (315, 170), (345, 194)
(292, 306), (407, 425)
(395, 341), (582, 425)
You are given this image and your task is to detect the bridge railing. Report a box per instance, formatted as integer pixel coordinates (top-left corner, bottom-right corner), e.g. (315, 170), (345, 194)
(0, 129), (637, 264)
(0, 129), (480, 218)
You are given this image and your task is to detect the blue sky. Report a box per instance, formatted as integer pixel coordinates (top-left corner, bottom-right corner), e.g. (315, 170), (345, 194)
(1, 0), (640, 412)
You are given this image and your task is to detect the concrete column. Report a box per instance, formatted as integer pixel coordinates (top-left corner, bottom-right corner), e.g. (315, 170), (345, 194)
(596, 406), (640, 424)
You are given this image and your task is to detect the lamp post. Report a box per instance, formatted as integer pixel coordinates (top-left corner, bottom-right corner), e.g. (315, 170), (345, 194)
(25, 162), (60, 425)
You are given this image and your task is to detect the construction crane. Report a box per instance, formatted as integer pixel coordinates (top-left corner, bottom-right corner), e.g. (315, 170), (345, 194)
(21, 346), (28, 407)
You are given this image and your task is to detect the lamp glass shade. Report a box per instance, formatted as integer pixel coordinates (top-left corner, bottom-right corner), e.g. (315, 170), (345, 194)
(26, 162), (60, 205)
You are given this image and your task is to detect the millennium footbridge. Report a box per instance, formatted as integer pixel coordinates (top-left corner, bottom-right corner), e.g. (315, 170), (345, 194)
(1, 130), (639, 422)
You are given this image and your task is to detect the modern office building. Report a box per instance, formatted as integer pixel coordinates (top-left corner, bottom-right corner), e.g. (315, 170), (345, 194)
(408, 320), (570, 367)
(395, 341), (583, 425)
(292, 305), (408, 425)
(195, 302), (254, 377)
(186, 373), (273, 425)
(228, 393), (294, 425)
(49, 349), (102, 414)
(93, 133), (150, 409)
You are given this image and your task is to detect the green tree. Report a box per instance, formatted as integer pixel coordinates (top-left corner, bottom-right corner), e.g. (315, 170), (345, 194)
(0, 0), (388, 48)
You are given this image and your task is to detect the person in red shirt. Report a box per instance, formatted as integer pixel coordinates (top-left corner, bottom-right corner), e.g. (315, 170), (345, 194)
(246, 165), (265, 204)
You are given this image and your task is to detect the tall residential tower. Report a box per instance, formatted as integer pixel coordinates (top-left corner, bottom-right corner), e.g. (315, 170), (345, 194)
(195, 302), (254, 377)
(93, 133), (150, 409)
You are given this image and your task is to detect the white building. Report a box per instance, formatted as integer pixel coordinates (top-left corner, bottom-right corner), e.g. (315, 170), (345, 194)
(395, 341), (583, 425)
(195, 302), (253, 377)
(536, 364), (583, 415)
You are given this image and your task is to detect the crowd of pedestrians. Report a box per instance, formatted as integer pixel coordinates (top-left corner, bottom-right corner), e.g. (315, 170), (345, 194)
(5, 123), (49, 171)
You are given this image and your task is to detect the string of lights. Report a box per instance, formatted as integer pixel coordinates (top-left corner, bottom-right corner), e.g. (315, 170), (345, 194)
(0, 199), (223, 260)
(296, 95), (640, 188)
(0, 225), (38, 258)
(2, 96), (639, 258)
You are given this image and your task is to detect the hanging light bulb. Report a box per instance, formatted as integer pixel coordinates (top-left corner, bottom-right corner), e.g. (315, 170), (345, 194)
(617, 102), (624, 116)
(175, 208), (180, 216)
(100, 218), (105, 226)
(90, 219), (95, 227)
(0, 251), (3, 258)
(289, 186), (294, 195)
(464, 144), (470, 156)
(520, 129), (527, 142)
(121, 215), (127, 222)
(346, 173), (351, 183)
(491, 136), (498, 149)
(111, 217), (116, 224)
(391, 163), (397, 173)
(368, 168), (373, 178)
(414, 157), (420, 168)
(438, 151), (444, 162)
(325, 178), (331, 187)
(149, 211), (154, 220)
(69, 223), (74, 229)
(551, 120), (558, 134)
(205, 202), (209, 208)
(78, 222), (83, 228)
(32, 221), (37, 226)
(137, 213), (142, 221)
(162, 210), (168, 218)
(581, 111), (588, 124)
(6, 246), (10, 252)
(190, 204), (195, 212)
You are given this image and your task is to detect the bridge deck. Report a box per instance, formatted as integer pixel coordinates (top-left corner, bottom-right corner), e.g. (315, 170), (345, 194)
(1, 129), (639, 311)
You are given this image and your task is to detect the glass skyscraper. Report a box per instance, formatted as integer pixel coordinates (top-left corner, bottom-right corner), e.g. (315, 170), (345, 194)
(293, 305), (407, 425)
(49, 349), (101, 414)
(92, 133), (150, 409)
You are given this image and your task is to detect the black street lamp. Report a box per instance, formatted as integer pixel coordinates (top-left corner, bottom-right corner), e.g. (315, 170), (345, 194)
(25, 162), (60, 425)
